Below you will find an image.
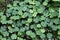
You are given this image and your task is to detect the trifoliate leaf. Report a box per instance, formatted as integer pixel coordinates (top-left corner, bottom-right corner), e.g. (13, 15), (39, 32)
(29, 9), (33, 13)
(57, 25), (60, 29)
(40, 29), (46, 33)
(58, 8), (60, 18)
(58, 31), (60, 35)
(30, 32), (36, 38)
(41, 22), (47, 27)
(37, 24), (41, 28)
(7, 20), (13, 24)
(47, 33), (52, 38)
(18, 37), (24, 40)
(2, 31), (9, 37)
(11, 34), (17, 39)
(27, 18), (32, 23)
(26, 30), (32, 35)
(1, 38), (6, 40)
(53, 0), (60, 1)
(40, 34), (46, 39)
(10, 16), (20, 20)
(33, 12), (37, 17)
(37, 5), (45, 13)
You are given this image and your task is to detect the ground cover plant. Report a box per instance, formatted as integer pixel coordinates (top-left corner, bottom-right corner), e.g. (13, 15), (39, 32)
(0, 0), (60, 40)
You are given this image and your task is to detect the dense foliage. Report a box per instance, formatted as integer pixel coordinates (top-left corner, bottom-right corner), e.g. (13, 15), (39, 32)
(0, 0), (60, 40)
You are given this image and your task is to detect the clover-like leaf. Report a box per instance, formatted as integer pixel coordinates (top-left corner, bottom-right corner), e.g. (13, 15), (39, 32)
(18, 37), (24, 40)
(30, 32), (36, 38)
(57, 25), (60, 29)
(58, 8), (60, 18)
(51, 18), (60, 24)
(40, 34), (46, 39)
(33, 16), (40, 23)
(53, 0), (60, 1)
(2, 31), (9, 37)
(13, 1), (19, 6)
(40, 29), (46, 33)
(33, 12), (37, 17)
(29, 9), (33, 13)
(47, 33), (52, 38)
(40, 16), (46, 20)
(1, 20), (7, 24)
(7, 20), (13, 24)
(35, 1), (40, 6)
(1, 15), (6, 20)
(0, 35), (2, 39)
(1, 38), (6, 40)
(36, 30), (42, 35)
(10, 16), (20, 20)
(27, 18), (32, 23)
(11, 34), (17, 39)
(41, 21), (47, 27)
(26, 30), (32, 35)
(37, 5), (45, 13)
(37, 24), (41, 28)
(58, 30), (60, 35)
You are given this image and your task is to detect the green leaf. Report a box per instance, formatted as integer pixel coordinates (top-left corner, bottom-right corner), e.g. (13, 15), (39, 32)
(43, 2), (48, 6)
(30, 32), (36, 38)
(33, 12), (37, 17)
(22, 6), (27, 11)
(49, 7), (58, 18)
(57, 25), (60, 29)
(47, 33), (52, 38)
(22, 12), (29, 18)
(40, 16), (46, 20)
(7, 4), (12, 8)
(52, 0), (60, 1)
(37, 5), (45, 13)
(36, 30), (42, 35)
(26, 30), (36, 38)
(58, 30), (60, 35)
(41, 21), (47, 27)
(27, 18), (32, 23)
(18, 11), (23, 15)
(19, 28), (25, 32)
(58, 8), (60, 18)
(0, 35), (2, 39)
(29, 9), (33, 13)
(7, 20), (13, 24)
(40, 34), (46, 39)
(1, 20), (7, 24)
(25, 0), (35, 4)
(18, 31), (22, 36)
(10, 16), (20, 20)
(0, 12), (3, 16)
(33, 16), (40, 23)
(1, 38), (6, 40)
(35, 1), (40, 6)
(50, 12), (58, 18)
(11, 34), (17, 39)
(8, 27), (14, 33)
(51, 18), (60, 24)
(37, 24), (41, 28)
(2, 31), (9, 37)
(40, 29), (46, 33)
(1, 15), (6, 20)
(24, 0), (32, 3)
(18, 37), (24, 40)
(57, 36), (60, 39)
(13, 1), (19, 6)
(26, 30), (32, 35)
(51, 25), (58, 31)
(14, 27), (19, 32)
